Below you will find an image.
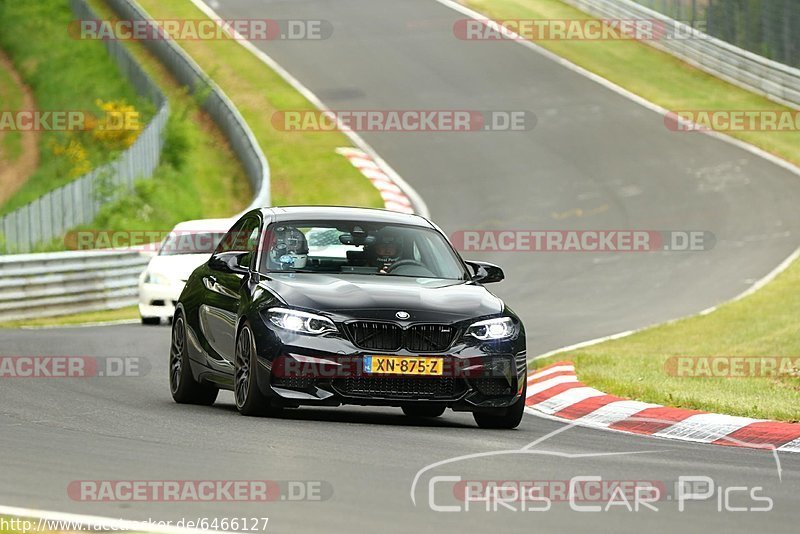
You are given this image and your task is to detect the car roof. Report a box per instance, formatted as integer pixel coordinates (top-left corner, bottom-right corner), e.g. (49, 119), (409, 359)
(170, 218), (235, 232)
(260, 206), (433, 227)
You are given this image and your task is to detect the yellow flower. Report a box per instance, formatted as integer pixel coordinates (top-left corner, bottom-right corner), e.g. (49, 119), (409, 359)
(91, 99), (142, 149)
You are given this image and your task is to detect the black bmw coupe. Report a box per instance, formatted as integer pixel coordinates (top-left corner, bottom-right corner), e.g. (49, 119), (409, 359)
(170, 206), (527, 428)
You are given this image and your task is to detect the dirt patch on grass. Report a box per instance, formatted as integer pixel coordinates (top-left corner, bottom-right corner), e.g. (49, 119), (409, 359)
(0, 50), (40, 206)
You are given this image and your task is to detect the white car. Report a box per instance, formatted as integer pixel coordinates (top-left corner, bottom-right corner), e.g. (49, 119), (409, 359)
(138, 218), (234, 325)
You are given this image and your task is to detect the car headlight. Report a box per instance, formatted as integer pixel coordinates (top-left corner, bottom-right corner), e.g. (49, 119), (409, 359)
(466, 317), (516, 341)
(144, 272), (170, 285)
(266, 307), (338, 335)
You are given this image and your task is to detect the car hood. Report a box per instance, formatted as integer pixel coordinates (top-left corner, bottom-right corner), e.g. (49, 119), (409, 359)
(258, 273), (503, 322)
(146, 254), (211, 282)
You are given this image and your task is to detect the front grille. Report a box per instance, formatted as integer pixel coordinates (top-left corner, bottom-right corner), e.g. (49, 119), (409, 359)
(347, 321), (456, 352)
(407, 324), (456, 352)
(334, 376), (462, 399)
(346, 322), (403, 351)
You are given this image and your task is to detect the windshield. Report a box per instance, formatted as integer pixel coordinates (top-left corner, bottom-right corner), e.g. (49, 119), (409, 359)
(159, 231), (227, 256)
(258, 220), (468, 280)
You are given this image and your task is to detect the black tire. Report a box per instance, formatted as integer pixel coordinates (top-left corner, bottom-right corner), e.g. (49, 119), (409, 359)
(170, 313), (218, 405)
(234, 323), (278, 416)
(402, 405), (446, 418)
(141, 316), (160, 326)
(473, 381), (526, 429)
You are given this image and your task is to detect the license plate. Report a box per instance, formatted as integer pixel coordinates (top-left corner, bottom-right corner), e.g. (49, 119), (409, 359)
(364, 356), (443, 375)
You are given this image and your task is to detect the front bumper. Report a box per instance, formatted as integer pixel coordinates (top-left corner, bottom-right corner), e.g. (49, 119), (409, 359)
(249, 321), (527, 412)
(138, 282), (183, 320)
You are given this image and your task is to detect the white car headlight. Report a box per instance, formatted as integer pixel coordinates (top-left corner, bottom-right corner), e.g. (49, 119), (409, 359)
(267, 308), (337, 335)
(466, 317), (516, 341)
(144, 272), (170, 285)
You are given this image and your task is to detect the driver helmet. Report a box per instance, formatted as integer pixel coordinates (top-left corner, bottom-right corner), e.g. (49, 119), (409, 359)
(374, 232), (404, 272)
(269, 226), (309, 269)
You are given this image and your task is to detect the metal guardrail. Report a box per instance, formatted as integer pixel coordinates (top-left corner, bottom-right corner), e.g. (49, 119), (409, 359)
(105, 0), (271, 213)
(562, 0), (800, 109)
(0, 0), (169, 254)
(631, 0), (799, 69)
(0, 250), (149, 322)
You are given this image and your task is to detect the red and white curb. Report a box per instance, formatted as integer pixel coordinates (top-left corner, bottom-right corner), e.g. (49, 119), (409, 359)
(526, 361), (800, 453)
(336, 147), (415, 214)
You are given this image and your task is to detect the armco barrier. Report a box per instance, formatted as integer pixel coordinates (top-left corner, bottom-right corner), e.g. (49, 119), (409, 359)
(562, 0), (800, 109)
(0, 250), (149, 322)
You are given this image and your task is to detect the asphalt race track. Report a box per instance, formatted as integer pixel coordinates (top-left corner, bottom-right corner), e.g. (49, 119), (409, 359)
(2, 0), (800, 532)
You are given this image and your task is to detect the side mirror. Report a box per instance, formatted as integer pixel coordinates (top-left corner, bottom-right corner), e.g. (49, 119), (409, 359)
(465, 260), (504, 284)
(209, 251), (250, 275)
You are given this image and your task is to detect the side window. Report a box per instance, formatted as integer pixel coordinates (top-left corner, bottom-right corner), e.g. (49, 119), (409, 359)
(215, 216), (261, 255)
(246, 225), (260, 251)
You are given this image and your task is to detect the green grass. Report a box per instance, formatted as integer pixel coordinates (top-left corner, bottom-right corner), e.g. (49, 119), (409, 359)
(0, 0), (153, 214)
(0, 305), (139, 328)
(465, 0), (800, 167)
(134, 0), (384, 208)
(469, 0), (800, 421)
